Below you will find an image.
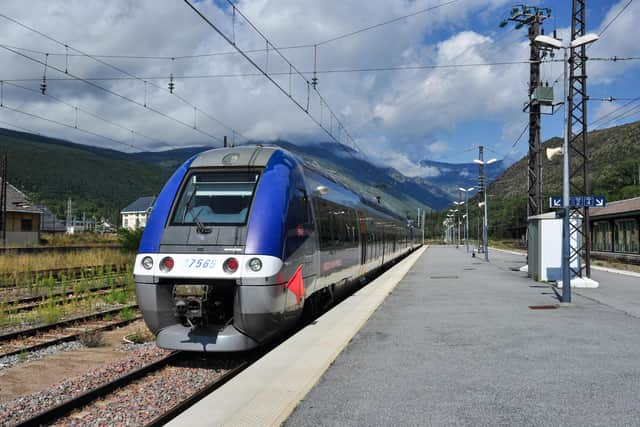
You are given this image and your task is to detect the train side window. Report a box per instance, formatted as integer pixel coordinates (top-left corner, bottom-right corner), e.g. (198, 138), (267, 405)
(298, 188), (311, 225)
(315, 199), (331, 250)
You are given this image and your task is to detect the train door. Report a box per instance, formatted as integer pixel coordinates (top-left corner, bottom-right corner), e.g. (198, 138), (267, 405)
(299, 188), (315, 276)
(283, 187), (315, 320)
(358, 211), (367, 266)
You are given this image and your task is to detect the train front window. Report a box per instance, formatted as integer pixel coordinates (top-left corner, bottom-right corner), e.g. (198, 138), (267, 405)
(171, 170), (261, 225)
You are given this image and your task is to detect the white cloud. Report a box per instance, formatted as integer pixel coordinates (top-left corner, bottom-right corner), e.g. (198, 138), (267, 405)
(0, 0), (567, 170)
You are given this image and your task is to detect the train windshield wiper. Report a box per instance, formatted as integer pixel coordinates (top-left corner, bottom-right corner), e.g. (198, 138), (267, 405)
(183, 189), (212, 234)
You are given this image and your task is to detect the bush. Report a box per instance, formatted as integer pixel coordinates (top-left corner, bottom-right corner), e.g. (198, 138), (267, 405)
(120, 307), (135, 322)
(117, 228), (144, 253)
(79, 329), (105, 347)
(126, 327), (154, 344)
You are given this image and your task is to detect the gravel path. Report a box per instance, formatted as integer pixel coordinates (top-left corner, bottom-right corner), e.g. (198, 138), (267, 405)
(0, 341), (84, 371)
(0, 343), (169, 427)
(54, 357), (236, 427)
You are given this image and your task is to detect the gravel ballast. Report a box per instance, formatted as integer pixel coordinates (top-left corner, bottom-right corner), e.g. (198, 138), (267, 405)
(0, 343), (169, 427)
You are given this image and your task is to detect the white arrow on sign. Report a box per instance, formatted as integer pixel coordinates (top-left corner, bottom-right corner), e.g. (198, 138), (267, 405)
(551, 198), (562, 208)
(595, 197), (605, 207)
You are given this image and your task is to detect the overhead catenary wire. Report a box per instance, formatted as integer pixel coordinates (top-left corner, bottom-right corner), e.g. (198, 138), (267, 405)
(314, 0), (461, 46)
(589, 96), (640, 129)
(0, 0), (461, 60)
(1, 80), (173, 149)
(0, 13), (249, 144)
(183, 0), (361, 157)
(599, 0), (634, 37)
(0, 116), (43, 136)
(0, 43), (224, 145)
(0, 57), (543, 82)
(1, 104), (143, 151)
(511, 123), (530, 147)
(3, 54), (636, 84)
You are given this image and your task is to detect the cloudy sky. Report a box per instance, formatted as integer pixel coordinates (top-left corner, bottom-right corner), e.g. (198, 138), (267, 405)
(0, 0), (638, 175)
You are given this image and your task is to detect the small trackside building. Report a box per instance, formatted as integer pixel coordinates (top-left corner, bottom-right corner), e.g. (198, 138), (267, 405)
(2, 182), (42, 245)
(121, 196), (156, 230)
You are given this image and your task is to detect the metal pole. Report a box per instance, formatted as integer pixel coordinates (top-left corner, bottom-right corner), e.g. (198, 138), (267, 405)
(457, 212), (460, 248)
(465, 193), (470, 253)
(484, 183), (489, 262)
(562, 47), (571, 303)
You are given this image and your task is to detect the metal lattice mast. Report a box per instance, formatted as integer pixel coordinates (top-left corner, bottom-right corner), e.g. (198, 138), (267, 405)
(502, 6), (551, 218)
(567, 0), (591, 277)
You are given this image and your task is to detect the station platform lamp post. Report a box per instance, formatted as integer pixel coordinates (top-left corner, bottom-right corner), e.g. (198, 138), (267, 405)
(473, 158), (497, 262)
(459, 187), (474, 252)
(449, 208), (459, 246)
(453, 201), (465, 247)
(533, 32), (599, 303)
(445, 215), (454, 243)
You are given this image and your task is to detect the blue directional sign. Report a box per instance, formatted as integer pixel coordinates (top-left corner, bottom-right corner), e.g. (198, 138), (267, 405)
(549, 195), (606, 208)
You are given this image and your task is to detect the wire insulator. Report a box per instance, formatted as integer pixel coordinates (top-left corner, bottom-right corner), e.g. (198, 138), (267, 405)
(312, 44), (318, 89)
(168, 73), (175, 94)
(40, 53), (49, 95)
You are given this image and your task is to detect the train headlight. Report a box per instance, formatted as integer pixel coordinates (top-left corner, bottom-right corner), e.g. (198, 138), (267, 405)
(141, 256), (154, 270)
(160, 257), (174, 272)
(223, 257), (239, 273)
(248, 258), (262, 272)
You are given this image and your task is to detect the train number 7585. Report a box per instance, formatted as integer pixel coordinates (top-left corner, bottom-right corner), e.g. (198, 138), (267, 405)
(185, 258), (216, 269)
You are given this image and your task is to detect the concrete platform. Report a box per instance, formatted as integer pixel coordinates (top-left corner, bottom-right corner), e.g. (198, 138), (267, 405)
(168, 247), (426, 427)
(286, 246), (640, 426)
(171, 246), (640, 426)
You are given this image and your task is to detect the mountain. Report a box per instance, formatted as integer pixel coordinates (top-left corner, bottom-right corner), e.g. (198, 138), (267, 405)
(128, 146), (208, 169)
(418, 159), (505, 195)
(489, 120), (640, 201)
(0, 126), (513, 224)
(0, 128), (172, 222)
(134, 140), (456, 213)
(428, 120), (640, 240)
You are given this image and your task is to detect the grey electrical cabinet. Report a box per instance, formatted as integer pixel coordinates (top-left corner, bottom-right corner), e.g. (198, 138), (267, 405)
(527, 212), (581, 282)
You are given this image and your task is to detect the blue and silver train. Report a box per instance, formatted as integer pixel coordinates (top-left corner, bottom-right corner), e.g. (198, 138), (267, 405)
(134, 146), (422, 352)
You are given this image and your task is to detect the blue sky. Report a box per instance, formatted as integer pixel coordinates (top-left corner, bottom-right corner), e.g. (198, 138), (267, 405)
(0, 0), (637, 174)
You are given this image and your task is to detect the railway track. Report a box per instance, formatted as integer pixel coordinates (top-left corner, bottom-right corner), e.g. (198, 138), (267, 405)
(0, 244), (121, 255)
(14, 352), (253, 427)
(0, 305), (140, 358)
(0, 263), (130, 289)
(1, 279), (128, 314)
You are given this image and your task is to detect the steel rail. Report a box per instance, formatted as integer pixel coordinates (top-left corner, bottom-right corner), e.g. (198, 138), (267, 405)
(0, 314), (142, 358)
(15, 351), (183, 427)
(1, 282), (128, 313)
(0, 304), (139, 342)
(145, 360), (253, 426)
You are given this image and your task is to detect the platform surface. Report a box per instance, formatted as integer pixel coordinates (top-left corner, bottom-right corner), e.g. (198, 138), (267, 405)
(286, 246), (640, 426)
(169, 247), (426, 427)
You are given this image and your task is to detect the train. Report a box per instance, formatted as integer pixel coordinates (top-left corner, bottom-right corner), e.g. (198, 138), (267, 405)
(134, 146), (422, 352)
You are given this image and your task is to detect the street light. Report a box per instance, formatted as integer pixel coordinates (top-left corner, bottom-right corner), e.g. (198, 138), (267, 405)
(473, 158), (497, 261)
(453, 201), (465, 248)
(459, 187), (475, 253)
(534, 32), (599, 303)
(449, 208), (459, 246)
(446, 215), (454, 243)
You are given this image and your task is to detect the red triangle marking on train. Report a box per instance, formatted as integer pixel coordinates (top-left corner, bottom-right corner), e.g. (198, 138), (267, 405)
(286, 265), (304, 304)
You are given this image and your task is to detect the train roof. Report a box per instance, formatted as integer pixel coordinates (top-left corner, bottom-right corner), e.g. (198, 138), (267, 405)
(190, 146), (278, 168)
(190, 145), (410, 224)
